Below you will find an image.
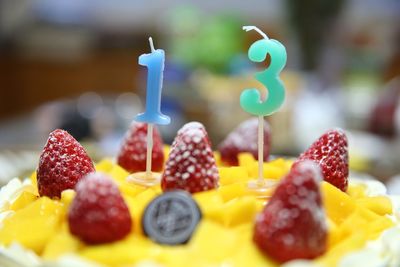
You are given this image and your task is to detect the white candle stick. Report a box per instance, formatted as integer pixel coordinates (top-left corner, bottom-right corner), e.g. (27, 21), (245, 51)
(258, 116), (264, 184)
(146, 123), (154, 178)
(145, 37), (156, 179)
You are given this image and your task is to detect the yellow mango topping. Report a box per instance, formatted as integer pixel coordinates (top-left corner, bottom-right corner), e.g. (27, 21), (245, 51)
(321, 181), (356, 225)
(219, 166), (249, 185)
(95, 158), (114, 173)
(116, 180), (145, 198)
(318, 232), (367, 267)
(218, 182), (249, 202)
(206, 196), (259, 227)
(347, 183), (367, 199)
(0, 197), (64, 253)
(42, 223), (82, 260)
(163, 145), (171, 159)
(189, 220), (242, 262)
(30, 172), (38, 195)
(60, 189), (76, 209)
(262, 163), (286, 179)
(238, 152), (255, 165)
(213, 151), (222, 167)
(10, 191), (38, 211)
(124, 188), (158, 236)
(79, 235), (156, 267)
(339, 207), (381, 238)
(365, 216), (395, 240)
(193, 189), (224, 213)
(0, 156), (397, 267)
(326, 218), (342, 248)
(108, 164), (130, 183)
(356, 196), (393, 216)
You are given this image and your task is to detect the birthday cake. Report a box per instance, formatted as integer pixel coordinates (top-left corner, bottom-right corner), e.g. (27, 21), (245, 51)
(0, 120), (399, 267)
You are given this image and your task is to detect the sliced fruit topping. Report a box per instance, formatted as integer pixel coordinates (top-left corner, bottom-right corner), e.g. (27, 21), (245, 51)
(218, 118), (271, 166)
(117, 122), (164, 173)
(161, 122), (219, 194)
(68, 173), (132, 244)
(253, 160), (327, 263)
(37, 129), (95, 198)
(295, 129), (348, 192)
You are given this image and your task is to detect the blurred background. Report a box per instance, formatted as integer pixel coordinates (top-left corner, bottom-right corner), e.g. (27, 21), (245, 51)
(0, 0), (400, 191)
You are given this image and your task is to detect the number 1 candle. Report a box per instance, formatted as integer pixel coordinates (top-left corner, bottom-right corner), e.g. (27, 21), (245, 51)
(241, 26), (287, 191)
(131, 37), (170, 185)
(136, 37), (171, 126)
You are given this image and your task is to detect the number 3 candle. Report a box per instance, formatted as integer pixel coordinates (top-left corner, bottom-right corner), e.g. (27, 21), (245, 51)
(130, 37), (171, 186)
(241, 26), (287, 193)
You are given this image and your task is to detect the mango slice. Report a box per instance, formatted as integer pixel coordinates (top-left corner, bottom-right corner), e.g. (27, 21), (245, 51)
(322, 181), (356, 225)
(108, 165), (130, 183)
(219, 167), (249, 185)
(318, 232), (367, 267)
(356, 196), (393, 216)
(347, 183), (367, 199)
(30, 172), (38, 195)
(60, 189), (76, 209)
(10, 191), (38, 211)
(124, 188), (158, 236)
(79, 235), (155, 267)
(95, 158), (114, 173)
(0, 197), (64, 253)
(189, 220), (241, 262)
(42, 223), (82, 260)
(206, 196), (258, 227)
(218, 182), (250, 202)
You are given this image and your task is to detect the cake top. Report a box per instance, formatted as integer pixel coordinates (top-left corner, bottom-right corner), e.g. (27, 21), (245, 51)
(0, 121), (398, 267)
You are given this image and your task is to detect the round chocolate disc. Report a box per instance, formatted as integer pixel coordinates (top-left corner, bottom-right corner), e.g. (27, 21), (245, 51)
(142, 190), (202, 245)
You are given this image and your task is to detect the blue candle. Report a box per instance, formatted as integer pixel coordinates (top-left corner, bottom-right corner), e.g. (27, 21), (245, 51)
(136, 38), (171, 125)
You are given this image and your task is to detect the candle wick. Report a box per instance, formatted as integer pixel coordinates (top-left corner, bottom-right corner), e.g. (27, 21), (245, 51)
(242, 26), (269, 40)
(149, 37), (155, 52)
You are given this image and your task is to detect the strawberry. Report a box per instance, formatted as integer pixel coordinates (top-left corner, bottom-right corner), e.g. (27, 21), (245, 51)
(253, 160), (327, 263)
(117, 122), (164, 173)
(161, 122), (219, 194)
(172, 121), (210, 147)
(295, 129), (348, 192)
(37, 129), (95, 198)
(68, 172), (132, 244)
(218, 118), (271, 166)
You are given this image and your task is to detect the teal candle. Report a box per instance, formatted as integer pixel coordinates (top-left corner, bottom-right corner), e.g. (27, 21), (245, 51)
(240, 26), (287, 116)
(136, 38), (171, 125)
(240, 26), (287, 187)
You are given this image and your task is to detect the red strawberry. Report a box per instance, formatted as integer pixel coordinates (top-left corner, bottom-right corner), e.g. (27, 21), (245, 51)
(253, 160), (327, 263)
(218, 118), (271, 166)
(68, 172), (132, 244)
(117, 122), (164, 173)
(161, 122), (219, 194)
(295, 129), (348, 192)
(37, 129), (95, 198)
(172, 121), (210, 147)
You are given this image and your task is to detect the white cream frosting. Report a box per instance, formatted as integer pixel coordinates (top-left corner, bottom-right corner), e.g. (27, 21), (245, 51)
(0, 177), (398, 267)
